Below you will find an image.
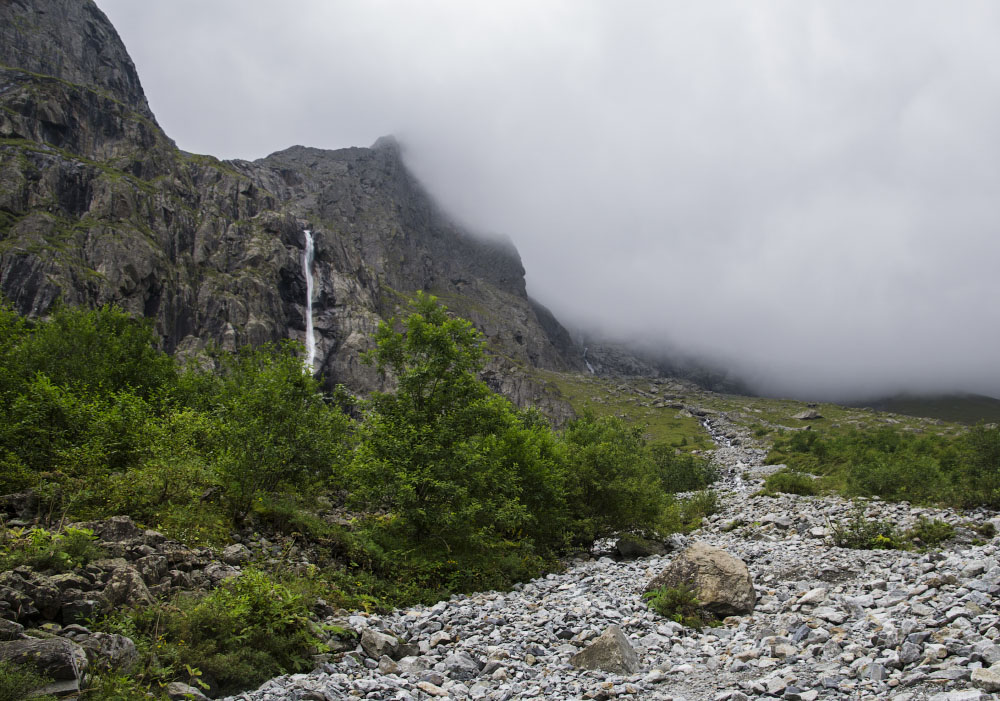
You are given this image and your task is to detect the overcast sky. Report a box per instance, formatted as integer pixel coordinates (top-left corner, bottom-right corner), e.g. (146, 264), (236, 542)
(96, 0), (1000, 401)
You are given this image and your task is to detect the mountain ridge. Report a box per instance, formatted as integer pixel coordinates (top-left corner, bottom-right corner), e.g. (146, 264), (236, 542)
(0, 0), (583, 413)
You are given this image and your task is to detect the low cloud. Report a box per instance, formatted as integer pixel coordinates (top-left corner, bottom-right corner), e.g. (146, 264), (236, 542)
(98, 0), (1000, 400)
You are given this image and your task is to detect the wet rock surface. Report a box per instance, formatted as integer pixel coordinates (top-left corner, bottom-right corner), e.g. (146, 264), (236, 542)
(219, 420), (1000, 701)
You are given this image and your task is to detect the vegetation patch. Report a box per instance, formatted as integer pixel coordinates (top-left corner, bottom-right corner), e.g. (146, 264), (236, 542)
(759, 469), (821, 497)
(766, 424), (1000, 509)
(0, 526), (103, 573)
(96, 568), (321, 697)
(643, 584), (718, 629)
(904, 517), (956, 548)
(830, 506), (902, 550)
(0, 660), (57, 701)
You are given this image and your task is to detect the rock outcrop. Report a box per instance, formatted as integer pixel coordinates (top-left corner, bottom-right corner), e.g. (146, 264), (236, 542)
(0, 0), (582, 411)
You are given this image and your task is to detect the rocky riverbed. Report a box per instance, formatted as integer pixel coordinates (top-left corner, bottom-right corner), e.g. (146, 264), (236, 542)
(221, 420), (1000, 701)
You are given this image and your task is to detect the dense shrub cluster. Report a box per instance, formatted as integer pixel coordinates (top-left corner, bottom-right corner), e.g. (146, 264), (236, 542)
(0, 296), (723, 694)
(0, 296), (718, 593)
(767, 424), (1000, 508)
(99, 568), (321, 697)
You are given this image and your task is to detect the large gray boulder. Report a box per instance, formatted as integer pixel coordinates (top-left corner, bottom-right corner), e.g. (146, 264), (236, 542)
(101, 565), (153, 607)
(360, 628), (402, 660)
(570, 625), (640, 675)
(220, 543), (252, 566)
(80, 631), (138, 672)
(0, 637), (88, 681)
(644, 541), (756, 616)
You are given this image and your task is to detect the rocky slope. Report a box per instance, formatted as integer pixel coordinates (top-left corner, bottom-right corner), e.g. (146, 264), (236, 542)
(0, 0), (582, 408)
(219, 418), (1000, 701)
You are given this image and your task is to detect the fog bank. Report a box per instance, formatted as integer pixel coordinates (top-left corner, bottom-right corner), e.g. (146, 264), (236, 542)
(97, 0), (1000, 400)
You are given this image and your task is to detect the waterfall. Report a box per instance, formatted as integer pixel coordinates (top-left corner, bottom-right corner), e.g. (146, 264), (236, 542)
(582, 346), (596, 375)
(302, 229), (316, 372)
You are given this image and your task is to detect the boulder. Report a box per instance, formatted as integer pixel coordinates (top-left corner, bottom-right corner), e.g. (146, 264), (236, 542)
(0, 637), (88, 681)
(360, 628), (402, 660)
(166, 681), (211, 701)
(61, 599), (100, 625)
(97, 516), (143, 542)
(220, 543), (252, 566)
(203, 562), (241, 585)
(80, 631), (138, 672)
(0, 619), (24, 641)
(0, 569), (61, 620)
(973, 662), (1000, 692)
(134, 554), (168, 585)
(793, 409), (822, 420)
(570, 625), (640, 675)
(441, 651), (480, 680)
(101, 566), (153, 607)
(644, 542), (756, 616)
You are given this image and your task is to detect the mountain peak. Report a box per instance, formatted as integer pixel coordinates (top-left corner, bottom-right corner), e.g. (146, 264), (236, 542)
(0, 0), (154, 119)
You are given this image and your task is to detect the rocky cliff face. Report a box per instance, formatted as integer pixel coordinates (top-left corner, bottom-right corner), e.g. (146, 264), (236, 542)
(0, 0), (582, 410)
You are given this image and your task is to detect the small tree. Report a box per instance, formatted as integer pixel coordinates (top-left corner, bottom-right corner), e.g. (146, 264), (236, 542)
(561, 413), (667, 544)
(210, 342), (349, 521)
(350, 293), (567, 584)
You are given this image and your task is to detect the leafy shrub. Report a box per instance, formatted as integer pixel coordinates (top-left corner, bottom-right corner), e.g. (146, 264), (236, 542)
(680, 490), (718, 523)
(651, 445), (716, 493)
(0, 526), (103, 573)
(971, 521), (997, 539)
(904, 517), (955, 548)
(101, 569), (322, 696)
(0, 660), (56, 701)
(561, 413), (666, 544)
(761, 469), (820, 496)
(643, 585), (715, 629)
(958, 424), (1000, 507)
(766, 424), (1000, 509)
(350, 294), (569, 590)
(2, 303), (176, 401)
(210, 342), (350, 522)
(80, 672), (150, 700)
(830, 506), (902, 550)
(845, 452), (948, 504)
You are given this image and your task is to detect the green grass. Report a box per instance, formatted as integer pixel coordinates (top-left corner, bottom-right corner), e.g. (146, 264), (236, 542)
(538, 371), (713, 450)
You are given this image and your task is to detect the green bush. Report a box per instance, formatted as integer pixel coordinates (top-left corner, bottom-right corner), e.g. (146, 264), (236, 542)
(761, 469), (820, 496)
(100, 568), (322, 696)
(561, 413), (667, 544)
(3, 304), (175, 400)
(766, 424), (999, 509)
(830, 506), (902, 550)
(958, 424), (1000, 507)
(0, 660), (57, 701)
(0, 526), (103, 573)
(643, 584), (715, 629)
(904, 517), (955, 548)
(210, 343), (351, 522)
(350, 294), (569, 591)
(651, 445), (716, 493)
(80, 673), (151, 700)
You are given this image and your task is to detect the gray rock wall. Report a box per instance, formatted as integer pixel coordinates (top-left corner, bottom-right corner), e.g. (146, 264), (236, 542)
(0, 0), (581, 410)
